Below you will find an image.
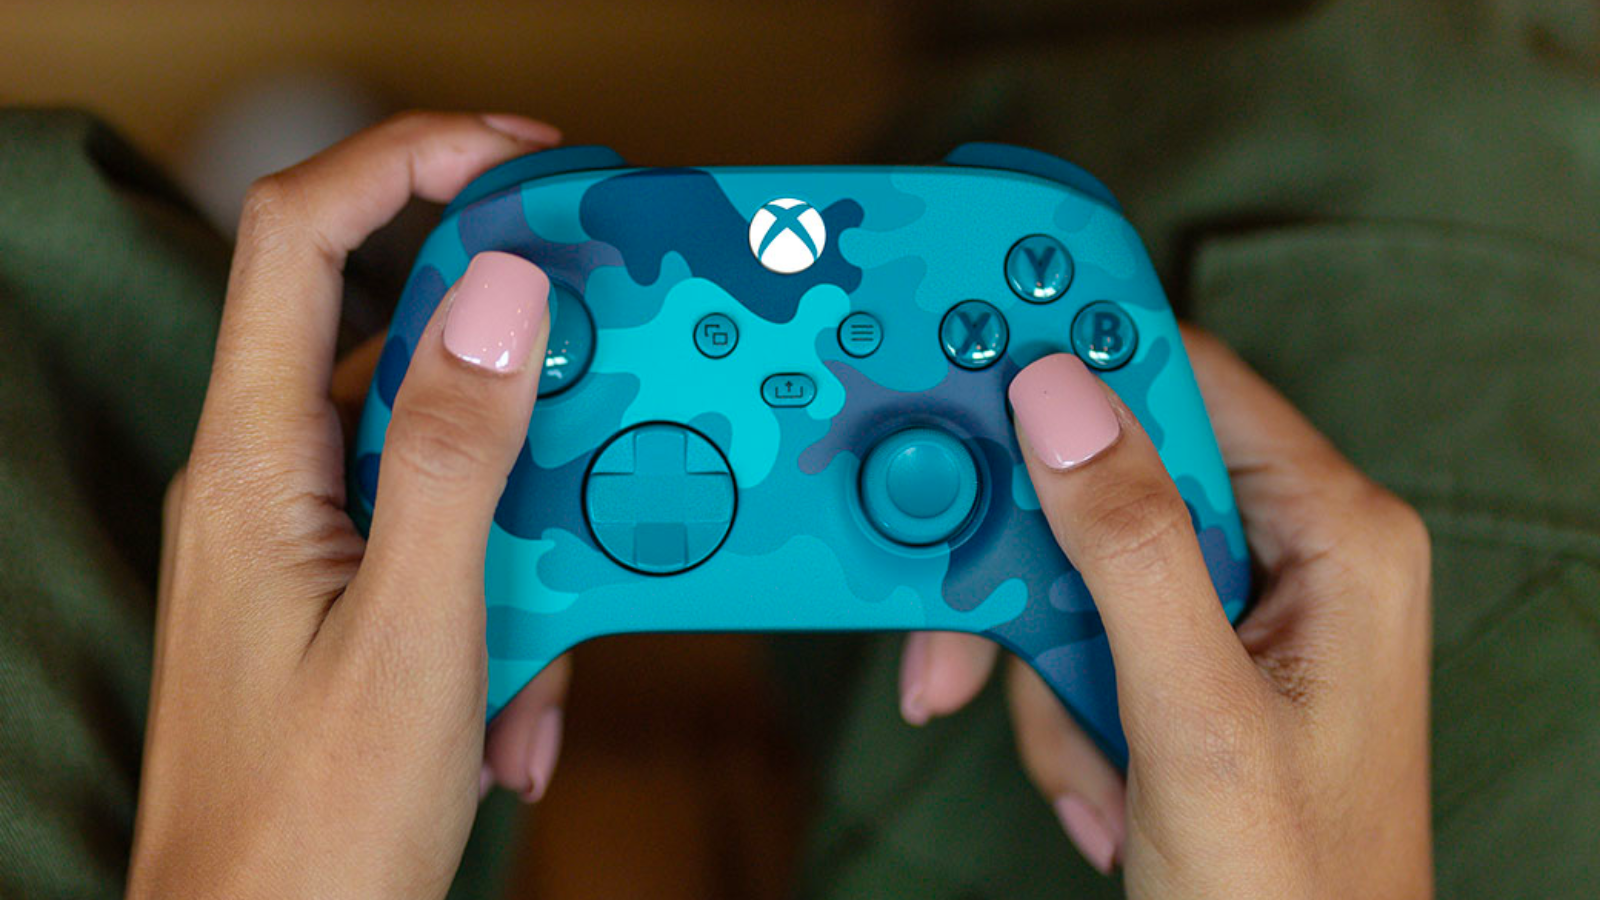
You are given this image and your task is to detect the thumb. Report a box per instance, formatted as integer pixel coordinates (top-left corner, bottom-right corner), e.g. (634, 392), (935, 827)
(1008, 354), (1261, 762)
(353, 251), (550, 638)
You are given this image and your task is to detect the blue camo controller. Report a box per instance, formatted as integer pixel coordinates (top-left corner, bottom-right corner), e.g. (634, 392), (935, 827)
(351, 143), (1250, 766)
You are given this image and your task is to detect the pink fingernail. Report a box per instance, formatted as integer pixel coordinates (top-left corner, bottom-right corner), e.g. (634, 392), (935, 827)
(1008, 354), (1120, 470)
(520, 707), (564, 803)
(480, 114), (562, 146)
(1055, 795), (1118, 875)
(899, 633), (931, 726)
(443, 251), (549, 373)
(478, 763), (494, 801)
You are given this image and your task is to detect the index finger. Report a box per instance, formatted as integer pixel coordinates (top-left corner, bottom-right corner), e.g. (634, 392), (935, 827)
(1179, 324), (1425, 576)
(198, 112), (558, 461)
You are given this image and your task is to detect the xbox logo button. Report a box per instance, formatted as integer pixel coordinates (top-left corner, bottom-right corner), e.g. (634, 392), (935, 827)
(749, 198), (826, 274)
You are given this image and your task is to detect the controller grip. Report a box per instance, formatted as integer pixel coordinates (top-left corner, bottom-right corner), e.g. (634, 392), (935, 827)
(482, 600), (582, 719)
(996, 628), (1128, 767)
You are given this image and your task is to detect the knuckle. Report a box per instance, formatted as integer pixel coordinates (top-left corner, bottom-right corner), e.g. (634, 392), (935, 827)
(238, 172), (298, 234)
(381, 109), (453, 139)
(1356, 484), (1433, 602)
(1078, 481), (1195, 574)
(1368, 487), (1430, 559)
(384, 397), (506, 488)
(1281, 465), (1399, 555)
(1312, 479), (1427, 563)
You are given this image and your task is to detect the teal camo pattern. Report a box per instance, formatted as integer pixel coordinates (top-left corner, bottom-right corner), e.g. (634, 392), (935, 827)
(352, 157), (1250, 763)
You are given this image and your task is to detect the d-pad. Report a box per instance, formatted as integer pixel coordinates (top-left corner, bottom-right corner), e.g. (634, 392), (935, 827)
(585, 424), (736, 574)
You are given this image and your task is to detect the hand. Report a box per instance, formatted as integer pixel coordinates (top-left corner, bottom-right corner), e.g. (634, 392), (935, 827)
(127, 111), (576, 900)
(897, 331), (1433, 898)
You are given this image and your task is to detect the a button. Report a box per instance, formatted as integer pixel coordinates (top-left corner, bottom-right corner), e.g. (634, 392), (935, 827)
(694, 313), (738, 358)
(1071, 301), (1138, 370)
(942, 142), (1122, 212)
(1006, 235), (1074, 303)
(859, 428), (981, 546)
(837, 313), (883, 357)
(539, 281), (595, 396)
(584, 424), (736, 575)
(940, 300), (1009, 370)
(761, 374), (816, 407)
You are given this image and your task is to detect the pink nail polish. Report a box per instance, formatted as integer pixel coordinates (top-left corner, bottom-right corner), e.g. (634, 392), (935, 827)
(521, 707), (564, 803)
(1008, 354), (1121, 470)
(1055, 795), (1118, 875)
(899, 633), (931, 726)
(442, 251), (549, 373)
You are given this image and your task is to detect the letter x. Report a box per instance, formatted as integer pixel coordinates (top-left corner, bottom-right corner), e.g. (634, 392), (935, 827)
(953, 310), (993, 354)
(758, 203), (819, 258)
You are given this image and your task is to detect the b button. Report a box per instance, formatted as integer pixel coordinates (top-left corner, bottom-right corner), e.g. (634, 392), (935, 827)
(1070, 301), (1138, 370)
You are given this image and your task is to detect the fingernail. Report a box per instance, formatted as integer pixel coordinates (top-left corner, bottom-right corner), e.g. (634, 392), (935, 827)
(520, 707), (564, 803)
(1009, 353), (1120, 470)
(478, 763), (494, 801)
(480, 113), (562, 146)
(1055, 794), (1118, 875)
(443, 251), (549, 373)
(899, 633), (931, 726)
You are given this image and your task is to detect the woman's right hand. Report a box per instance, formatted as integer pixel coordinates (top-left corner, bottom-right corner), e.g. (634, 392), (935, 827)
(898, 330), (1434, 898)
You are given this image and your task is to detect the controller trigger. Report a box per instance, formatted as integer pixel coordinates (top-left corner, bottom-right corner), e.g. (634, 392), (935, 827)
(445, 145), (629, 216)
(943, 142), (1121, 212)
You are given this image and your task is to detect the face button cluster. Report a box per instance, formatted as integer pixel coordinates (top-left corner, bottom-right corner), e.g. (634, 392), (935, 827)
(571, 222), (1142, 569)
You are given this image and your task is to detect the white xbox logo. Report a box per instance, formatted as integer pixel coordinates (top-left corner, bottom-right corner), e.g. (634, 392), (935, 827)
(748, 198), (826, 274)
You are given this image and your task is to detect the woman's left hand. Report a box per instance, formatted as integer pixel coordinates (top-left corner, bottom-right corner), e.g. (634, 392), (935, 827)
(127, 111), (573, 900)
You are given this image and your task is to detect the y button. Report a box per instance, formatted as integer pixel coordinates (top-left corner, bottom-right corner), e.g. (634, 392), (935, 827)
(1006, 235), (1074, 303)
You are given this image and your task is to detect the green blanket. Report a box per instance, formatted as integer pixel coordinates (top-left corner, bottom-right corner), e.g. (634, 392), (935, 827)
(2, 1), (1597, 896)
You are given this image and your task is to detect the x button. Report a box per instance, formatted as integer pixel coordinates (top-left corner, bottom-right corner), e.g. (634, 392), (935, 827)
(939, 300), (1009, 370)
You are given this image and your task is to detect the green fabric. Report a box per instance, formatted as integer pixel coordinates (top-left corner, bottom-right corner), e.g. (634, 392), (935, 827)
(0, 109), (518, 900)
(794, 1), (1600, 898)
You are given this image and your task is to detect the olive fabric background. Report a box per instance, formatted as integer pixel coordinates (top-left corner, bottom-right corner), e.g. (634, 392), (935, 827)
(2, 0), (1598, 897)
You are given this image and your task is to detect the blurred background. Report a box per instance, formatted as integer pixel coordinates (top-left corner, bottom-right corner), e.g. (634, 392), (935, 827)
(2, 1), (916, 217)
(2, 2), (927, 898)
